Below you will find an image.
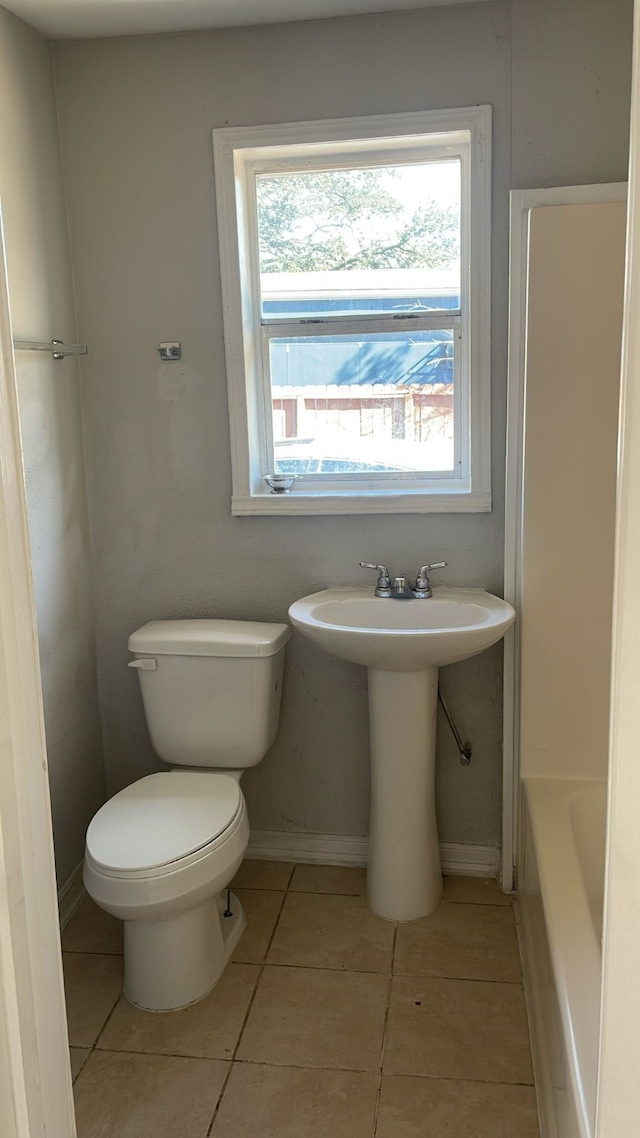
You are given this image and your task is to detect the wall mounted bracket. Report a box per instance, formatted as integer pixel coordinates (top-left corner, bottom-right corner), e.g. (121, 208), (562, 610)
(158, 342), (181, 361)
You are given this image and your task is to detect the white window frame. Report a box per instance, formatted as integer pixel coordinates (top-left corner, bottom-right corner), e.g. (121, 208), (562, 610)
(213, 106), (492, 516)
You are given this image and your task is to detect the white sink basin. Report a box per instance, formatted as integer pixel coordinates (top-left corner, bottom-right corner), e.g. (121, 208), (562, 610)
(289, 582), (516, 922)
(288, 586), (515, 672)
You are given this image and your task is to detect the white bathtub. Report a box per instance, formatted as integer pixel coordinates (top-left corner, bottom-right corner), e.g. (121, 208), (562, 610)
(518, 778), (607, 1138)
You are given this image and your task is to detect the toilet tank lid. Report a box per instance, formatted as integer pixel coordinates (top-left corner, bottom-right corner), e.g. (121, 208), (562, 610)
(128, 619), (290, 657)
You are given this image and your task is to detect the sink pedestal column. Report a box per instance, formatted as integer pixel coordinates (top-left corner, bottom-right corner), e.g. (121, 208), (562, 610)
(366, 666), (442, 921)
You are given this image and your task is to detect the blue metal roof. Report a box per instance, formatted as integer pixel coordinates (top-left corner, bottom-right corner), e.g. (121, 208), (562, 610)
(267, 290), (456, 389)
(270, 334), (454, 389)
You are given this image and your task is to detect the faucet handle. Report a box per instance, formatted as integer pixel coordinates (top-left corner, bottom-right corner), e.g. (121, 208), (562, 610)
(414, 561), (447, 598)
(417, 561), (447, 576)
(359, 562), (392, 598)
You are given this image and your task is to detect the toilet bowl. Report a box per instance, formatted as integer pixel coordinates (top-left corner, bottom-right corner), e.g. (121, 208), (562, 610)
(83, 619), (289, 1012)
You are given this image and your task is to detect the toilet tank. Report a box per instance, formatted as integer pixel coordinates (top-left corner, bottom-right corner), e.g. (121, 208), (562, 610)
(128, 620), (290, 769)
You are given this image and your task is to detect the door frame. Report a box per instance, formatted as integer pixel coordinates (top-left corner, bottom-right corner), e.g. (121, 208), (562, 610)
(501, 181), (627, 892)
(597, 8), (640, 1126)
(0, 207), (76, 1138)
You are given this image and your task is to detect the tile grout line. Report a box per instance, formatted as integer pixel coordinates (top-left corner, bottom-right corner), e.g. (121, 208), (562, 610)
(237, 957), (395, 977)
(440, 899), (514, 911)
(234, 955), (523, 984)
(286, 895), (512, 910)
(388, 970), (524, 988)
(205, 882), (291, 1136)
(236, 883), (290, 1048)
(63, 950), (531, 983)
(234, 883), (511, 908)
(204, 1061), (234, 1138)
(76, 1046), (536, 1087)
(372, 922), (398, 1137)
(70, 1046), (90, 1085)
(71, 966), (125, 1084)
(63, 948), (123, 957)
(229, 1057), (535, 1088)
(227, 1059), (535, 1088)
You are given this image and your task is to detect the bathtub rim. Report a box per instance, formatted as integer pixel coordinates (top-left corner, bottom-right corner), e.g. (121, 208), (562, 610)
(520, 775), (605, 1138)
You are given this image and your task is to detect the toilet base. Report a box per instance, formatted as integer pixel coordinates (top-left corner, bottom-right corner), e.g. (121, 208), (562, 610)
(123, 891), (246, 1012)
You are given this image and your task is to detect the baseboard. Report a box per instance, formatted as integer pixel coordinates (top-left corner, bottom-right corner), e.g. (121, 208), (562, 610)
(58, 861), (86, 929)
(56, 835), (499, 928)
(440, 841), (500, 877)
(248, 830), (368, 867)
(247, 830), (499, 877)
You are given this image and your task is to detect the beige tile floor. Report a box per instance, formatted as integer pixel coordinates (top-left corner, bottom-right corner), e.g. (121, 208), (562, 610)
(63, 862), (540, 1138)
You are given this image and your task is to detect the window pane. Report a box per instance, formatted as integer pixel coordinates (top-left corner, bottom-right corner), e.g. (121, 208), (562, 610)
(256, 161), (461, 319)
(270, 330), (455, 475)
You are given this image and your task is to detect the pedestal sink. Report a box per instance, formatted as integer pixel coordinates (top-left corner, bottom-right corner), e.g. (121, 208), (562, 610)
(288, 586), (515, 922)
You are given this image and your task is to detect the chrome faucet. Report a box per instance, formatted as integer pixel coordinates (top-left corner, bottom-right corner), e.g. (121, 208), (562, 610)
(359, 561), (447, 599)
(359, 562), (392, 597)
(413, 562), (448, 598)
(389, 573), (415, 600)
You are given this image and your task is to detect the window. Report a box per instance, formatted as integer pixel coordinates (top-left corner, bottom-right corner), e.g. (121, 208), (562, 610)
(213, 107), (491, 515)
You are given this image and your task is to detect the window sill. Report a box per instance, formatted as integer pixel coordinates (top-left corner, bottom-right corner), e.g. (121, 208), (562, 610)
(231, 490), (492, 516)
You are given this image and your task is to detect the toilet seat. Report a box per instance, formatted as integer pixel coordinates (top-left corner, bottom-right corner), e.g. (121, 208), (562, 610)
(86, 771), (243, 880)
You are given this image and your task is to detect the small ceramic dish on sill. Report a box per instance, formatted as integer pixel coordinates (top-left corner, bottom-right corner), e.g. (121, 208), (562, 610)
(263, 474), (298, 494)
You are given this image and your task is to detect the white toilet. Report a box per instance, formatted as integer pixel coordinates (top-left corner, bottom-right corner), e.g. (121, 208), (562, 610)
(83, 618), (290, 1012)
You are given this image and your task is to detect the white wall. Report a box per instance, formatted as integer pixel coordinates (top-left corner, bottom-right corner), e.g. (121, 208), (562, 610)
(520, 201), (626, 781)
(51, 0), (632, 846)
(0, 6), (105, 885)
(597, 6), (640, 1127)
